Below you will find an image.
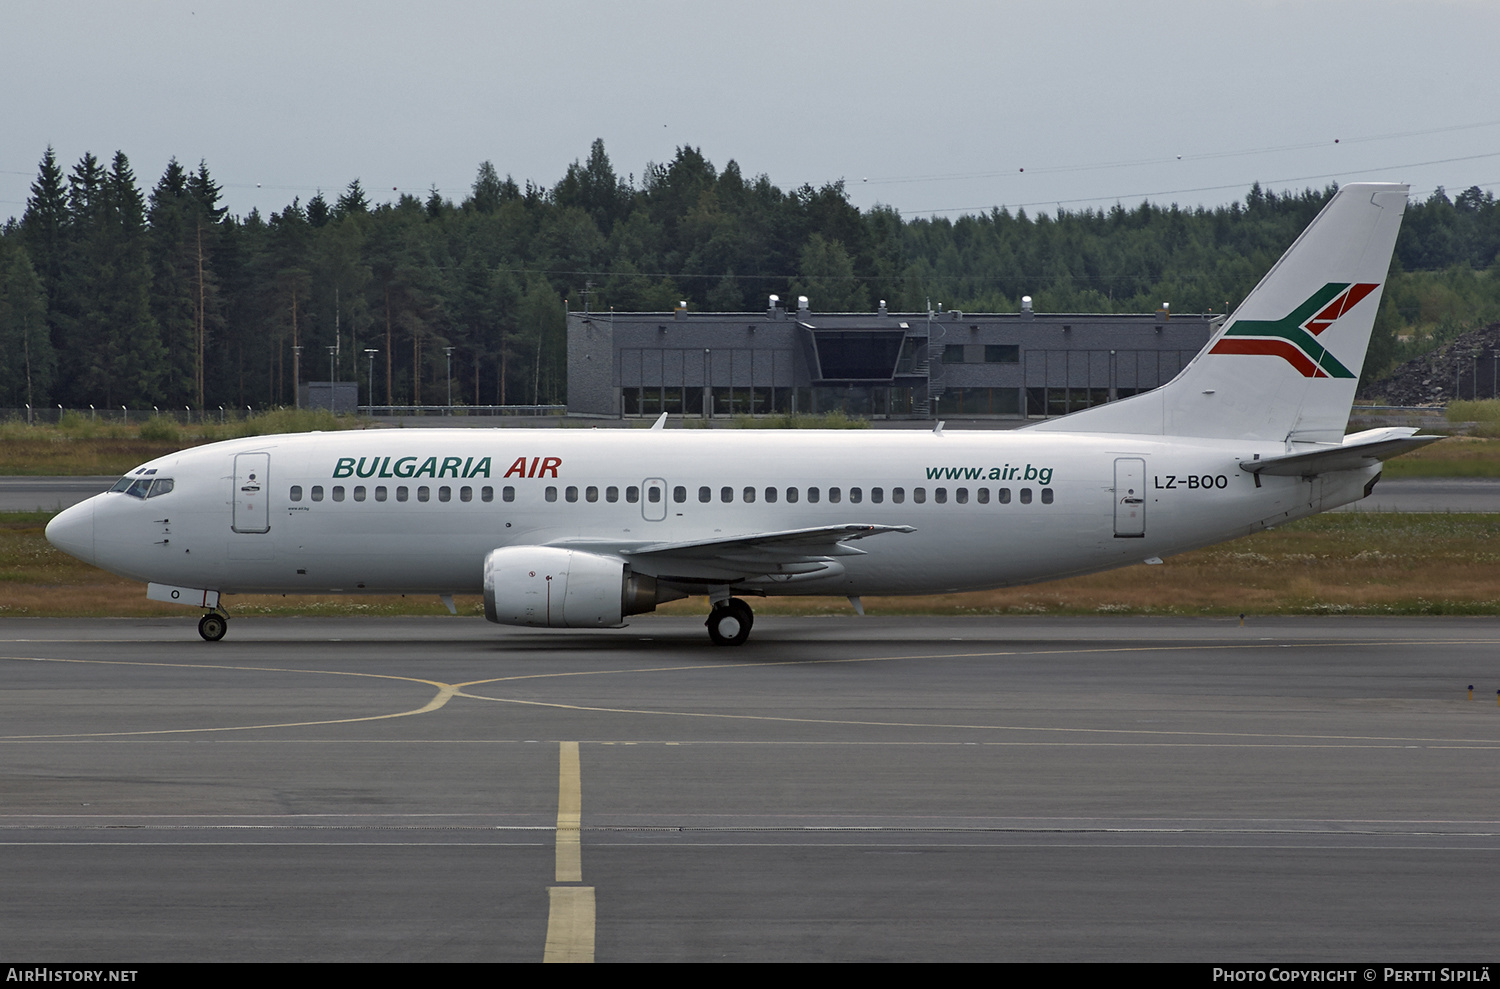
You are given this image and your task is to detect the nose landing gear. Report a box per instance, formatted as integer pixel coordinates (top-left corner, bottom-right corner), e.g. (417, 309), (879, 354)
(198, 611), (229, 642)
(706, 597), (753, 646)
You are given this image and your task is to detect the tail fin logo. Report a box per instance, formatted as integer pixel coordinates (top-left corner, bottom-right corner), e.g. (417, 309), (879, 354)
(1208, 282), (1379, 378)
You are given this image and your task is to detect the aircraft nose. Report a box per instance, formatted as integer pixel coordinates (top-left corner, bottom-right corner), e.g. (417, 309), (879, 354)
(46, 499), (97, 564)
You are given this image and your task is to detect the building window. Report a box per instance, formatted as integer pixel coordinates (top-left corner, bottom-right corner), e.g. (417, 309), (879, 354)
(984, 345), (1019, 363)
(943, 344), (967, 364)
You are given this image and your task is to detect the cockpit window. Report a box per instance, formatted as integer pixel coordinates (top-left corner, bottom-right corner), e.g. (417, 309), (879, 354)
(116, 477), (174, 499)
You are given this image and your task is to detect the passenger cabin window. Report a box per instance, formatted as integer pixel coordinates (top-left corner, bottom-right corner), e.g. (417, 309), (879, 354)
(353, 486), (366, 502)
(290, 485), (303, 502)
(502, 486), (514, 502)
(977, 488), (990, 504)
(376, 486), (388, 502)
(565, 486), (578, 503)
(698, 486), (711, 503)
(1020, 488), (1032, 504)
(439, 486), (452, 502)
(586, 486), (598, 503)
(481, 486), (493, 502)
(546, 487), (558, 502)
(627, 487), (640, 503)
(606, 486), (619, 503)
(397, 486), (409, 502)
(461, 486), (473, 502)
(332, 486), (345, 502)
(312, 486), (324, 502)
(673, 486), (687, 503)
(417, 486), (430, 502)
(849, 487), (862, 504)
(742, 487), (756, 503)
(720, 487), (733, 503)
(998, 488), (1011, 503)
(1041, 487), (1054, 504)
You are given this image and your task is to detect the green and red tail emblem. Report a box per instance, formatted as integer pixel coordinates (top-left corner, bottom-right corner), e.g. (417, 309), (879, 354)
(1209, 282), (1378, 378)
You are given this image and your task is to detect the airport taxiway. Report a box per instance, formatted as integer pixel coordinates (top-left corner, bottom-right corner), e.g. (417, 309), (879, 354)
(3, 614), (1499, 962)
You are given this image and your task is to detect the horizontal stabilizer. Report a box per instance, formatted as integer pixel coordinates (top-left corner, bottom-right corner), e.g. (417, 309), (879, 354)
(1240, 428), (1442, 477)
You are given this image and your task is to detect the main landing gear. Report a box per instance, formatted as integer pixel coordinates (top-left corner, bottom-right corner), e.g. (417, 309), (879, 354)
(706, 597), (753, 646)
(198, 611), (229, 642)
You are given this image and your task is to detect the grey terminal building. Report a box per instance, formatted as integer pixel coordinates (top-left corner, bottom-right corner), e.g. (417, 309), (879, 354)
(567, 296), (1220, 420)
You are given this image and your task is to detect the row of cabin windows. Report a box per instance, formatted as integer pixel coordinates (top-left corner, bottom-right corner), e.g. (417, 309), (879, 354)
(289, 484), (516, 503)
(289, 483), (1054, 506)
(546, 484), (1054, 506)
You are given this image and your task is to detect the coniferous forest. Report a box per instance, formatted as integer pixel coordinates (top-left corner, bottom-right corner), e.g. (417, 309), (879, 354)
(2, 139), (1498, 411)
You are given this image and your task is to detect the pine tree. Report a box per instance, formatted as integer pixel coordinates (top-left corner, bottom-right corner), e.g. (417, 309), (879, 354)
(0, 239), (53, 407)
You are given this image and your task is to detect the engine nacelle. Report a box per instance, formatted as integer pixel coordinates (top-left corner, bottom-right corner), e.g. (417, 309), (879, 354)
(482, 546), (683, 628)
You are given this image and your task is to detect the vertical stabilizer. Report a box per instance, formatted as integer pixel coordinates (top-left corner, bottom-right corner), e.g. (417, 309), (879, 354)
(1029, 183), (1408, 442)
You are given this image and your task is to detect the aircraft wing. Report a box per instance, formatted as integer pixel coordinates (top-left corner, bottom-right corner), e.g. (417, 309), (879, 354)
(557, 523), (915, 583)
(1240, 427), (1442, 477)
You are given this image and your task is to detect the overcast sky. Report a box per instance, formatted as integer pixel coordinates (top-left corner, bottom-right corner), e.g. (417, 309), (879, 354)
(4, 0), (1498, 224)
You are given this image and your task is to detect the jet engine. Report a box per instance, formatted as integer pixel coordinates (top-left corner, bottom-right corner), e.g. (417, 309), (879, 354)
(482, 546), (683, 628)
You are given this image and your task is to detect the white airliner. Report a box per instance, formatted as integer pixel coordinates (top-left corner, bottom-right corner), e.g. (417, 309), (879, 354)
(46, 182), (1433, 645)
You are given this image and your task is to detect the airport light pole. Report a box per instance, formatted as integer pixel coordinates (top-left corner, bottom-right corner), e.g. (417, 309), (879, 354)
(365, 349), (379, 413)
(445, 346), (455, 413)
(292, 346), (302, 408)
